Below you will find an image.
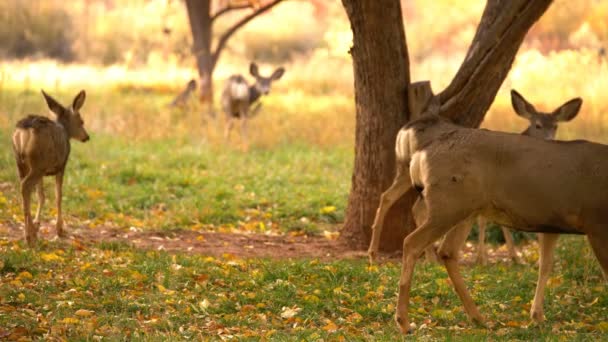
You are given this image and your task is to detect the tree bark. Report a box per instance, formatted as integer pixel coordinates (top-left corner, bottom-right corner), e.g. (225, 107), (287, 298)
(338, 0), (412, 250)
(339, 0), (554, 251)
(185, 0), (214, 103)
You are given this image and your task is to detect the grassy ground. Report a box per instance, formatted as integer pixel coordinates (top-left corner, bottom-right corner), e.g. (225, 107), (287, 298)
(0, 87), (353, 236)
(0, 237), (606, 341)
(1, 58), (607, 340)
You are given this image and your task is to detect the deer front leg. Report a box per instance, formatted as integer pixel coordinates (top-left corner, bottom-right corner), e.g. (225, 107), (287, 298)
(501, 226), (522, 264)
(395, 210), (458, 334)
(55, 171), (66, 238)
(33, 179), (45, 226)
(476, 216), (488, 265)
(368, 167), (411, 264)
(240, 115), (249, 150)
(530, 233), (559, 323)
(438, 219), (485, 325)
(224, 117), (235, 142)
(20, 173), (41, 247)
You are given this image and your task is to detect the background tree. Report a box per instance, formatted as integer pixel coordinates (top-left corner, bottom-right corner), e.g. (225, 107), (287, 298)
(339, 0), (554, 250)
(184, 0), (285, 103)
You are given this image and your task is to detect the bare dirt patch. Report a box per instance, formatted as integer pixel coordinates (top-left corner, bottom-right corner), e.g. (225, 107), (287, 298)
(0, 222), (367, 260)
(1, 221), (534, 264)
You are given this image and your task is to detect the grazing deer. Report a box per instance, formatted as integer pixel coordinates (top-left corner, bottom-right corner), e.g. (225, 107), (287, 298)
(474, 89), (580, 265)
(12, 90), (90, 247)
(368, 82), (606, 334)
(221, 62), (285, 145)
(168, 79), (197, 108)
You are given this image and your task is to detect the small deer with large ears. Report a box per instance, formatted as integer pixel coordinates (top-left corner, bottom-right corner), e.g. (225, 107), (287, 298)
(12, 90), (90, 247)
(221, 62), (285, 146)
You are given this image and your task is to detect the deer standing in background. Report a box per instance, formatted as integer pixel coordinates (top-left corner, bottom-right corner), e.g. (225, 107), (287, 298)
(221, 62), (285, 145)
(169, 79), (197, 108)
(474, 89), (581, 265)
(12, 90), (90, 247)
(367, 82), (605, 334)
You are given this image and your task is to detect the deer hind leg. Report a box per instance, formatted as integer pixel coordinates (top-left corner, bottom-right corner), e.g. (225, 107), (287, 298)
(20, 172), (42, 247)
(55, 171), (66, 238)
(437, 218), (485, 325)
(530, 233), (559, 323)
(33, 178), (45, 226)
(368, 164), (411, 264)
(501, 226), (522, 264)
(412, 198), (438, 263)
(395, 196), (470, 334)
(586, 232), (608, 281)
(476, 216), (488, 265)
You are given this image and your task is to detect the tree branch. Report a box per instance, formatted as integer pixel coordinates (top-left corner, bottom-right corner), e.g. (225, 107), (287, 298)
(211, 0), (285, 70)
(437, 0), (553, 128)
(211, 3), (252, 23)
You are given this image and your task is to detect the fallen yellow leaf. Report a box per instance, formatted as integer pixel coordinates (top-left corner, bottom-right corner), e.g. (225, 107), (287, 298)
(75, 309), (95, 317)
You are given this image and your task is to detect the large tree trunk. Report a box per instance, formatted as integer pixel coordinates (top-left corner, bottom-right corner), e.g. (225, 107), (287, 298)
(185, 0), (214, 103)
(339, 0), (554, 251)
(339, 0), (412, 250)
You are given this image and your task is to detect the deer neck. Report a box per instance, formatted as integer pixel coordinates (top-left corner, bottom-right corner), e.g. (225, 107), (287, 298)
(249, 85), (262, 104)
(54, 117), (73, 146)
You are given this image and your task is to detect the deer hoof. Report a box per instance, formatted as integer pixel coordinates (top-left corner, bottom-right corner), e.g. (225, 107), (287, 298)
(530, 309), (545, 323)
(395, 315), (413, 335)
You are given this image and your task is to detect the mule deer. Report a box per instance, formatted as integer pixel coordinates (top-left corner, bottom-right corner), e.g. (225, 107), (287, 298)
(368, 82), (606, 334)
(169, 79), (197, 108)
(474, 89), (581, 265)
(12, 90), (90, 247)
(221, 62), (285, 145)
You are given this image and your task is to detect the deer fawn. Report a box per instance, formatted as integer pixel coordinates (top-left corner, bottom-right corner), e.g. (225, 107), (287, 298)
(368, 82), (606, 334)
(12, 90), (90, 247)
(169, 79), (197, 108)
(474, 89), (581, 265)
(221, 62), (285, 145)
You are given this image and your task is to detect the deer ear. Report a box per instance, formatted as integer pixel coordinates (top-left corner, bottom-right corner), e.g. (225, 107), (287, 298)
(249, 62), (259, 77)
(72, 90), (86, 111)
(511, 89), (536, 120)
(41, 90), (65, 117)
(271, 67), (285, 81)
(552, 97), (582, 122)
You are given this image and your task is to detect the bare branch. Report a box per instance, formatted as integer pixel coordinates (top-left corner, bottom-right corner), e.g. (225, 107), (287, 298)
(211, 3), (252, 23)
(211, 0), (285, 70)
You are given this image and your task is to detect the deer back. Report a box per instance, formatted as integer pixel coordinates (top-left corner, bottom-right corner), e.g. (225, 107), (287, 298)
(13, 115), (71, 175)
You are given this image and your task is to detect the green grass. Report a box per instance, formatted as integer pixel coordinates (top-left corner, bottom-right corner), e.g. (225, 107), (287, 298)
(0, 130), (351, 234)
(0, 237), (605, 340)
(1, 85), (606, 341)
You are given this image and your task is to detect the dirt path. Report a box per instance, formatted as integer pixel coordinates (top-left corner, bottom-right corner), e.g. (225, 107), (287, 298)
(0, 221), (531, 263)
(0, 222), (367, 260)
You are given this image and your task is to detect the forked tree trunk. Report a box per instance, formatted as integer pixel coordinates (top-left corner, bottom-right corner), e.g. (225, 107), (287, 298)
(184, 0), (285, 104)
(339, 0), (412, 250)
(339, 0), (554, 251)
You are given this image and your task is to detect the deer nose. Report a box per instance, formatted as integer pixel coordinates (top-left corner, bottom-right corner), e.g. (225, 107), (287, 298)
(82, 135), (90, 142)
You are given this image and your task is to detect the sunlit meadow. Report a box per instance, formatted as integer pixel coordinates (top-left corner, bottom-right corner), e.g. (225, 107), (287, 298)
(0, 0), (607, 340)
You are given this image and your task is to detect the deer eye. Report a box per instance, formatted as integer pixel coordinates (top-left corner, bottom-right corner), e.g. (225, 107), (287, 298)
(535, 123), (542, 129)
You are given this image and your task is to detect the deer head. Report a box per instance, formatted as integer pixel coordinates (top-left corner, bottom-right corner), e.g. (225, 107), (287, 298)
(42, 90), (90, 142)
(249, 62), (285, 95)
(511, 89), (582, 140)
